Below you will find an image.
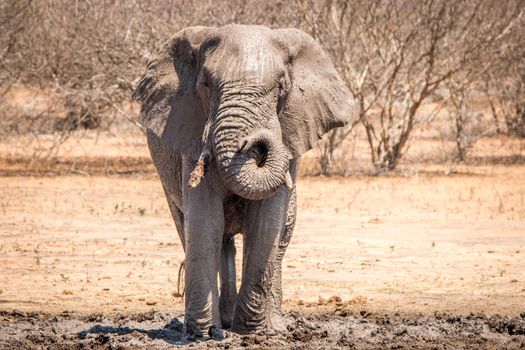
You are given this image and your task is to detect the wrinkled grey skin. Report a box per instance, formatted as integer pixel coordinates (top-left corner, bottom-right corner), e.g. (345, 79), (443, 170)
(132, 25), (357, 335)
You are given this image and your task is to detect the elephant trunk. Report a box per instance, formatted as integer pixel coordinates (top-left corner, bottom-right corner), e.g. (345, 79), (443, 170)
(213, 115), (290, 201)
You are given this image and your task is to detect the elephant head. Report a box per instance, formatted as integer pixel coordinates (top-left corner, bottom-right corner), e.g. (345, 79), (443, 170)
(133, 25), (357, 200)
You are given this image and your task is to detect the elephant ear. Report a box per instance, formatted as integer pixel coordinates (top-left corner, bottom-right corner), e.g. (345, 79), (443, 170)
(274, 28), (358, 157)
(132, 26), (214, 158)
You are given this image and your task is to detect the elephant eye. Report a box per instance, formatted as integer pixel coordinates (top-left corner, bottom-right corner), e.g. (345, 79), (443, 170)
(199, 70), (211, 89)
(277, 76), (288, 98)
(201, 76), (209, 88)
(277, 76), (288, 113)
(278, 78), (285, 94)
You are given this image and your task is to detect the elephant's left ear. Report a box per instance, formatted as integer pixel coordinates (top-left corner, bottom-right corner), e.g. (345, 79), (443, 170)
(274, 28), (359, 157)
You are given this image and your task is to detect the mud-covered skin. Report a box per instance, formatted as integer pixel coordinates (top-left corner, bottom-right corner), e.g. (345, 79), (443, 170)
(135, 24), (357, 334)
(231, 161), (297, 334)
(2, 308), (524, 349)
(148, 128), (300, 333)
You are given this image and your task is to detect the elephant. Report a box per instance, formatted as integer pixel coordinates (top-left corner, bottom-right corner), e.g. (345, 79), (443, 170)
(132, 24), (357, 335)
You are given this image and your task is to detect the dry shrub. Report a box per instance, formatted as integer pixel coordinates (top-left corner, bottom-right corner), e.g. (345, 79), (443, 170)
(0, 0), (300, 172)
(297, 0), (525, 173)
(0, 0), (300, 135)
(1, 0), (524, 175)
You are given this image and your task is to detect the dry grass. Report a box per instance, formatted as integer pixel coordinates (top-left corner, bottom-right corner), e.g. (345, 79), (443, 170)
(0, 165), (524, 315)
(0, 123), (524, 315)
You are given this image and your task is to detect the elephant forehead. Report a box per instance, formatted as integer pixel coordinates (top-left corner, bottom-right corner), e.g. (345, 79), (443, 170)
(208, 28), (283, 84)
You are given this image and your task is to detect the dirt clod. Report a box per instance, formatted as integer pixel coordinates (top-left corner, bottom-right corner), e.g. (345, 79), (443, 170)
(208, 325), (226, 341)
(360, 309), (371, 318)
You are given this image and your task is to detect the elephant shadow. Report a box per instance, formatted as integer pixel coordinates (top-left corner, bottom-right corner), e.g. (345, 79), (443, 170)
(77, 317), (191, 346)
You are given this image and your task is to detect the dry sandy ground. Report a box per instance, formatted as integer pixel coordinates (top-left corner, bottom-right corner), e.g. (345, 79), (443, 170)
(1, 163), (525, 348)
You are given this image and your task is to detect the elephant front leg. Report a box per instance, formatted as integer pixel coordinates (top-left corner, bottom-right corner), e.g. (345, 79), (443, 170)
(219, 235), (236, 329)
(182, 159), (224, 336)
(268, 183), (296, 330)
(232, 186), (291, 334)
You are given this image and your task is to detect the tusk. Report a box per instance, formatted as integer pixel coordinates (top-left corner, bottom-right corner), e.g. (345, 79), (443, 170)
(189, 117), (214, 188)
(188, 149), (211, 188)
(284, 171), (293, 191)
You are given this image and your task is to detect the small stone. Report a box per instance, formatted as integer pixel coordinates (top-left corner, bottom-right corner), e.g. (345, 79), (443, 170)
(338, 309), (349, 317)
(360, 309), (371, 318)
(12, 310), (27, 318)
(254, 335), (265, 344)
(337, 334), (354, 347)
(208, 325), (226, 341)
(395, 327), (408, 336)
(327, 295), (342, 304)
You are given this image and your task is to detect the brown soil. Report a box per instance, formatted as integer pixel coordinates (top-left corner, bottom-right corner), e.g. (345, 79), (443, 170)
(1, 308), (524, 349)
(1, 131), (525, 348)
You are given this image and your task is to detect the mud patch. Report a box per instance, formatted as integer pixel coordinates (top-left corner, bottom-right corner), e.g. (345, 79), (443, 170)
(1, 308), (524, 349)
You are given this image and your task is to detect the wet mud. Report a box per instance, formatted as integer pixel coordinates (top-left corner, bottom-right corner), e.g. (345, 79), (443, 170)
(1, 307), (524, 349)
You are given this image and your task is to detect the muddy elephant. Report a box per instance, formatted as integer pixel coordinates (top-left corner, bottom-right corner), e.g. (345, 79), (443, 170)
(132, 24), (356, 335)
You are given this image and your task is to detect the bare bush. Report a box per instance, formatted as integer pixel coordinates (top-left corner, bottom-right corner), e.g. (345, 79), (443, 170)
(444, 82), (492, 162)
(0, 0), (300, 135)
(297, 0), (525, 172)
(2, 0), (525, 175)
(486, 53), (525, 138)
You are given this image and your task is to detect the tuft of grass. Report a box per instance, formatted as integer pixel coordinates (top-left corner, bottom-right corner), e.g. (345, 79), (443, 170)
(114, 202), (132, 214)
(60, 273), (70, 282)
(138, 207), (146, 216)
(35, 255), (42, 266)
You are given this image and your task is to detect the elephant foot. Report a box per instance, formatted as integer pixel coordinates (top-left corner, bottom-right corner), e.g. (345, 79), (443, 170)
(265, 310), (287, 334)
(184, 319), (204, 340)
(220, 313), (233, 329)
(231, 308), (286, 334)
(184, 316), (220, 340)
(231, 320), (284, 335)
(231, 323), (259, 334)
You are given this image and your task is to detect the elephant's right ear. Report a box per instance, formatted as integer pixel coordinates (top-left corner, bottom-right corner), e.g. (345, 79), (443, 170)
(132, 26), (214, 157)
